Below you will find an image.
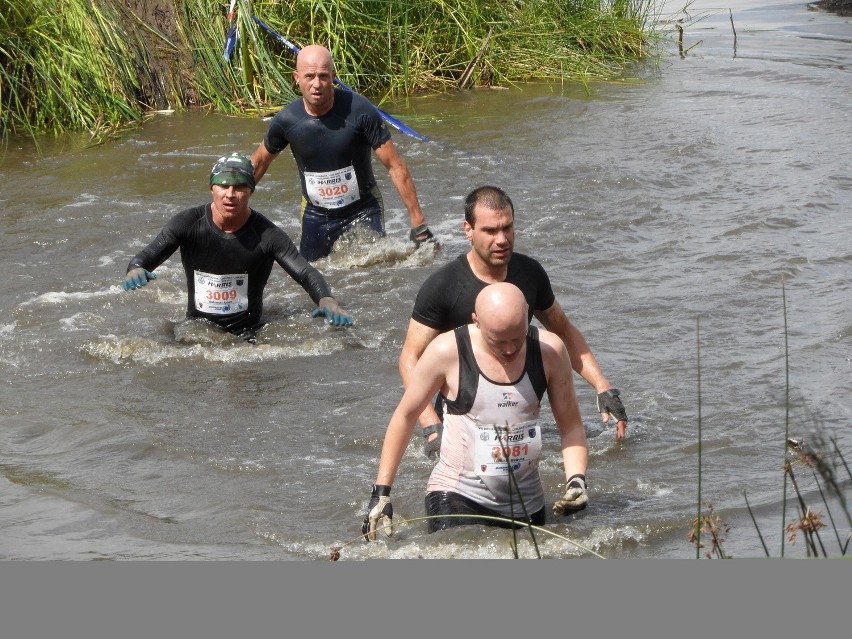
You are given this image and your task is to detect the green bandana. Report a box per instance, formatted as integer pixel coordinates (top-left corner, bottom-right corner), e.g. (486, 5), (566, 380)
(210, 152), (256, 191)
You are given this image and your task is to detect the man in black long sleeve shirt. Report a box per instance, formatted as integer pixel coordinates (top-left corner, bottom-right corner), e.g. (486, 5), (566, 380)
(122, 153), (352, 341)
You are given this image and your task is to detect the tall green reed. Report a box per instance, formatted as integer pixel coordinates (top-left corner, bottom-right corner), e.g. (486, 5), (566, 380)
(3, 0), (659, 142)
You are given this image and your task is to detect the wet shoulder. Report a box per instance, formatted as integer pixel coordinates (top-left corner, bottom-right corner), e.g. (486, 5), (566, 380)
(168, 203), (209, 232)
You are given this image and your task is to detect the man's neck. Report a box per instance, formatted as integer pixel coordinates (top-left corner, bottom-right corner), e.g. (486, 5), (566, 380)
(210, 204), (251, 234)
(468, 326), (527, 384)
(302, 93), (334, 118)
(466, 251), (509, 284)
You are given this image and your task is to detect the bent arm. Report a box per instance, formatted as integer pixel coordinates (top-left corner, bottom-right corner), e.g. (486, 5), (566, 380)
(535, 300), (612, 393)
(374, 139), (426, 228)
(126, 214), (186, 273)
(398, 318), (442, 428)
(270, 228), (333, 303)
(250, 141), (278, 184)
(541, 335), (588, 481)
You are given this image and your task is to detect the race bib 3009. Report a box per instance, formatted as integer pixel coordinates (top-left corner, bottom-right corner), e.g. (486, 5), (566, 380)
(194, 271), (248, 315)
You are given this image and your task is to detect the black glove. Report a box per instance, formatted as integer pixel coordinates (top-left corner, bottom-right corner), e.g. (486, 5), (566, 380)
(422, 422), (443, 459)
(361, 484), (393, 541)
(596, 388), (628, 423)
(553, 474), (588, 516)
(409, 223), (436, 248)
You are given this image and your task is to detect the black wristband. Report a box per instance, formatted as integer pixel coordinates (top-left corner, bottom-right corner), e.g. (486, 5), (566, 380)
(371, 484), (391, 497)
(422, 423), (443, 439)
(566, 473), (586, 487)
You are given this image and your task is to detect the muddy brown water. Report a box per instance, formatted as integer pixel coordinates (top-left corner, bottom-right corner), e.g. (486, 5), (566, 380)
(1, 1), (850, 559)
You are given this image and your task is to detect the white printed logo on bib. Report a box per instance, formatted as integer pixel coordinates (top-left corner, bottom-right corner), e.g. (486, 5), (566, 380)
(194, 271), (248, 315)
(474, 420), (541, 476)
(304, 165), (359, 209)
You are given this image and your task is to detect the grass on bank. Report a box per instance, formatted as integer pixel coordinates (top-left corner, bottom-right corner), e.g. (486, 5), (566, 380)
(2, 0), (661, 144)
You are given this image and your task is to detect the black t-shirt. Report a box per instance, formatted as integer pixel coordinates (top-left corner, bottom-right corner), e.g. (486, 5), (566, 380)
(128, 204), (332, 334)
(411, 253), (556, 331)
(262, 89), (392, 215)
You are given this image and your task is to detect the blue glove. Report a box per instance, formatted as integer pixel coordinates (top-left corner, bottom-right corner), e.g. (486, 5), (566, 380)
(362, 484), (393, 541)
(311, 298), (353, 327)
(122, 268), (156, 291)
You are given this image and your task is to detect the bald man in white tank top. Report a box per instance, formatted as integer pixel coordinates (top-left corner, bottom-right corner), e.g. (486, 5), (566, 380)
(363, 282), (589, 539)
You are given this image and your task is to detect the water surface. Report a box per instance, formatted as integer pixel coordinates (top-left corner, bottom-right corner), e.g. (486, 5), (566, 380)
(1, 0), (850, 559)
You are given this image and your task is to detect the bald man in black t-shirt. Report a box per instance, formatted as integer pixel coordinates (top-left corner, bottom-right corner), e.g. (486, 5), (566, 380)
(251, 45), (436, 261)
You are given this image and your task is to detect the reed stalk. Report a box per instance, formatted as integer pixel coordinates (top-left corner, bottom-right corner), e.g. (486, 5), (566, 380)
(495, 425), (541, 559)
(689, 283), (851, 558)
(781, 279), (791, 556)
(695, 316), (702, 558)
(2, 0), (660, 142)
(742, 490), (770, 557)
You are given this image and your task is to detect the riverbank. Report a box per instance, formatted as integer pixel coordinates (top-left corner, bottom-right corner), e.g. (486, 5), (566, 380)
(809, 0), (852, 16)
(1, 0), (657, 142)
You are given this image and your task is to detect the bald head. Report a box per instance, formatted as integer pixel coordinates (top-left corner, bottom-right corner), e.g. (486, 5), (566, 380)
(293, 45), (336, 116)
(473, 283), (528, 334)
(296, 45), (335, 73)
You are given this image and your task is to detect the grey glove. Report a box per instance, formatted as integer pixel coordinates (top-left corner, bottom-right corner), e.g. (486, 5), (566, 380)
(422, 422), (443, 459)
(553, 474), (588, 516)
(596, 388), (628, 423)
(122, 267), (156, 291)
(361, 484), (393, 541)
(409, 223), (436, 248)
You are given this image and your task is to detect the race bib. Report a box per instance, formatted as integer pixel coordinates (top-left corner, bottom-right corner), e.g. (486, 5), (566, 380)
(194, 271), (248, 315)
(473, 420), (541, 477)
(304, 165), (360, 209)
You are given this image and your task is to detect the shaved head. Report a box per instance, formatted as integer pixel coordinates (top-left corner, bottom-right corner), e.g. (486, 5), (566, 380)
(293, 44), (336, 116)
(473, 283), (528, 342)
(296, 44), (335, 72)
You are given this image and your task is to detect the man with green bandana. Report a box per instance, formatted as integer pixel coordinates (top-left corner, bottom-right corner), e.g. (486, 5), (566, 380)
(121, 152), (352, 342)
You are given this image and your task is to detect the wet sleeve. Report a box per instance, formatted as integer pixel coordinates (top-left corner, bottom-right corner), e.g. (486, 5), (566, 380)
(263, 111), (292, 156)
(126, 209), (193, 273)
(356, 98), (392, 149)
(410, 272), (449, 330)
(268, 227), (332, 303)
(530, 259), (556, 311)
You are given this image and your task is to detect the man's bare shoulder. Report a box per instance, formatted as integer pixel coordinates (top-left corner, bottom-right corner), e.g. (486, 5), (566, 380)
(416, 328), (460, 374)
(536, 327), (570, 362)
(426, 328), (458, 353)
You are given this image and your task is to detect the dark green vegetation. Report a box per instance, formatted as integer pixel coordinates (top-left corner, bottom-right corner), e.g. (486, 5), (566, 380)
(1, 0), (658, 142)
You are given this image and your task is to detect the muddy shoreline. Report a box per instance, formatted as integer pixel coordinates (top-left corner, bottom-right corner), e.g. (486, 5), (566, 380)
(808, 0), (852, 16)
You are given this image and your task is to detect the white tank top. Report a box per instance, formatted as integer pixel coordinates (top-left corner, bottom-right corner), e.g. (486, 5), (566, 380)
(427, 326), (548, 516)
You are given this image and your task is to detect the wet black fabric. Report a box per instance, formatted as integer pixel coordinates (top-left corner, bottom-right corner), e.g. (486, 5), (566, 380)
(424, 490), (545, 533)
(411, 253), (556, 332)
(263, 89), (391, 217)
(128, 204), (331, 334)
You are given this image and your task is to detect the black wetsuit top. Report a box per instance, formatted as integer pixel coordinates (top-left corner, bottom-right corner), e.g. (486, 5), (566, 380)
(262, 89), (392, 217)
(411, 253), (557, 331)
(127, 204), (332, 334)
